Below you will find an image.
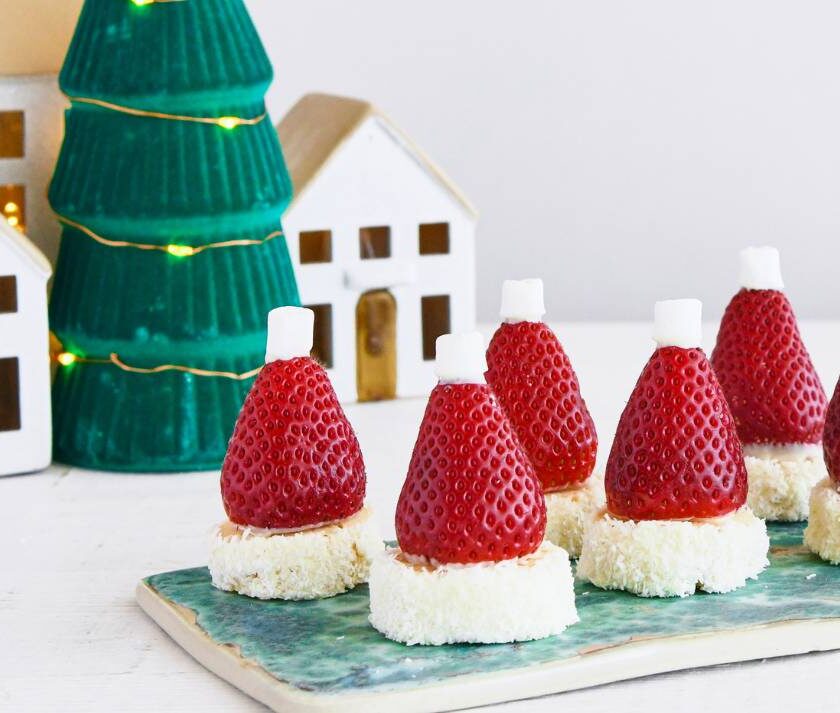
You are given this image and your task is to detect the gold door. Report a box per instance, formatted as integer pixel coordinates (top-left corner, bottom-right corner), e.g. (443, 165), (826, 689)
(356, 290), (397, 401)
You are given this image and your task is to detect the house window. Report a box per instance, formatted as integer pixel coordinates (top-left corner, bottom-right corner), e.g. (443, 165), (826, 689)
(419, 223), (450, 255)
(0, 357), (21, 432)
(0, 185), (25, 233)
(359, 226), (391, 259)
(421, 295), (451, 361)
(0, 111), (24, 159)
(306, 303), (334, 369)
(299, 230), (332, 264)
(0, 276), (17, 313)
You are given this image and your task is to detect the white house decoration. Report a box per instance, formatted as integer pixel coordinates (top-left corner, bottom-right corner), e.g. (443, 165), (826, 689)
(277, 94), (478, 402)
(0, 0), (81, 266)
(0, 76), (66, 261)
(0, 217), (52, 476)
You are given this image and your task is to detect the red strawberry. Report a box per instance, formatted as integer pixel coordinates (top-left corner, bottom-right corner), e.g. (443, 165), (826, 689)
(486, 321), (597, 491)
(711, 289), (827, 445)
(606, 346), (748, 520)
(395, 382), (546, 564)
(221, 356), (365, 529)
(823, 379), (840, 487)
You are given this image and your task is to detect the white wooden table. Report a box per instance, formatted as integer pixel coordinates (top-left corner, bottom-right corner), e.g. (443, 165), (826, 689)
(4, 322), (840, 712)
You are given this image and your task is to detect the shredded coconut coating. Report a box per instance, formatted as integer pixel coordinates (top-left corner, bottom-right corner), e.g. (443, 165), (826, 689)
(577, 507), (769, 597)
(368, 542), (578, 645)
(544, 474), (605, 558)
(805, 479), (840, 564)
(209, 507), (382, 600)
(745, 450), (827, 521)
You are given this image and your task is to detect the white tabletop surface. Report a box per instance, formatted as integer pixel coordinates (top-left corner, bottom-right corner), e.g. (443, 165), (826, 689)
(4, 321), (840, 713)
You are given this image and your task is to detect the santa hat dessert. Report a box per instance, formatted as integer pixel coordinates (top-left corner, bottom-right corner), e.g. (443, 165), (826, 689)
(209, 307), (382, 600)
(578, 300), (769, 597)
(804, 379), (840, 563)
(711, 247), (828, 521)
(485, 279), (601, 557)
(368, 333), (578, 645)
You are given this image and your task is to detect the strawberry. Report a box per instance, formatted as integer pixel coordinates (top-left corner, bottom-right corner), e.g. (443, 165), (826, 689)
(605, 346), (748, 520)
(486, 321), (597, 491)
(711, 288), (827, 445)
(395, 382), (546, 564)
(221, 356), (365, 529)
(823, 379), (840, 487)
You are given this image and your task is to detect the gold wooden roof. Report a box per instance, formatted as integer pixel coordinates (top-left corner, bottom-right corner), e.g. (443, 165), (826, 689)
(277, 93), (477, 218)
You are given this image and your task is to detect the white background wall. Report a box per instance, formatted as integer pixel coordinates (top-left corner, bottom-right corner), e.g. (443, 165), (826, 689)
(251, 0), (840, 323)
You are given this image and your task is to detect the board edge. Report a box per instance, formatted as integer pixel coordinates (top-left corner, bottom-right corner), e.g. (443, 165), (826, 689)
(136, 577), (840, 713)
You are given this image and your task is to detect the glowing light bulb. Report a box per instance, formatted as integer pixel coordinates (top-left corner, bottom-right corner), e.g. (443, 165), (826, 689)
(132, 0), (154, 6)
(57, 352), (77, 366)
(6, 216), (18, 227)
(166, 244), (196, 258)
(4, 202), (18, 214)
(218, 117), (241, 130)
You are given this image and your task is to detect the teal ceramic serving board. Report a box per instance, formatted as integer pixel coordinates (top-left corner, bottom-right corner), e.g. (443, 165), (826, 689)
(138, 523), (840, 713)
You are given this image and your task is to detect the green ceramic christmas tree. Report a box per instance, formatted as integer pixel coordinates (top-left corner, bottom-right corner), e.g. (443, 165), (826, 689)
(49, 0), (299, 472)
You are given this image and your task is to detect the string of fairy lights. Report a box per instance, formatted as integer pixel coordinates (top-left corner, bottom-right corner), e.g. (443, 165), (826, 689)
(65, 95), (268, 130)
(3, 201), (22, 231)
(131, 0), (187, 6)
(53, 0), (277, 381)
(54, 350), (263, 381)
(56, 214), (284, 258)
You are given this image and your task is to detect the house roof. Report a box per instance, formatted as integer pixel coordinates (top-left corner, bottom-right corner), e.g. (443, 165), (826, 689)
(0, 0), (83, 75)
(0, 219), (52, 279)
(276, 93), (478, 219)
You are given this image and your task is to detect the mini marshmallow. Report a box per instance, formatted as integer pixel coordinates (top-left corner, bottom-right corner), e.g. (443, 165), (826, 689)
(500, 279), (546, 323)
(739, 246), (784, 290)
(435, 332), (487, 383)
(652, 299), (702, 349)
(265, 306), (314, 363)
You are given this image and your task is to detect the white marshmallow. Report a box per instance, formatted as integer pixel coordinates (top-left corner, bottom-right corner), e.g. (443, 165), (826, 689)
(500, 278), (546, 323)
(265, 306), (314, 363)
(435, 332), (487, 383)
(652, 298), (703, 349)
(739, 246), (784, 290)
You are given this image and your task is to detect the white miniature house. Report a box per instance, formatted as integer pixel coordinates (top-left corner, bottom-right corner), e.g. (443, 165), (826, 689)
(0, 217), (52, 475)
(0, 0), (81, 265)
(277, 94), (478, 402)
